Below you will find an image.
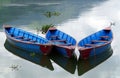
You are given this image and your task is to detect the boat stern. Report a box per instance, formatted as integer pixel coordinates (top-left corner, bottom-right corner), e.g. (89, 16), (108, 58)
(40, 44), (53, 55)
(78, 47), (92, 60)
(66, 47), (75, 58)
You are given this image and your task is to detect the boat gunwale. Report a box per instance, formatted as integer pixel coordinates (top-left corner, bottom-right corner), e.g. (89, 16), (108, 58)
(4, 26), (52, 46)
(55, 44), (76, 49)
(78, 27), (113, 51)
(46, 27), (77, 46)
(78, 40), (112, 51)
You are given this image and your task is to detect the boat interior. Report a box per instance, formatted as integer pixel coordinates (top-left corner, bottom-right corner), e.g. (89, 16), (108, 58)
(46, 29), (76, 46)
(5, 27), (49, 44)
(78, 29), (112, 47)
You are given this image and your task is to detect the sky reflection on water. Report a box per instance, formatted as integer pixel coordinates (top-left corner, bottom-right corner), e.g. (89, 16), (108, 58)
(0, 0), (120, 78)
(58, 1), (120, 78)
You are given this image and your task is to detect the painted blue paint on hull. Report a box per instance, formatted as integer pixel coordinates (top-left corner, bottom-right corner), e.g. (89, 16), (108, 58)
(46, 27), (76, 57)
(89, 43), (111, 56)
(78, 27), (113, 59)
(7, 38), (41, 53)
(4, 26), (53, 55)
(55, 46), (68, 57)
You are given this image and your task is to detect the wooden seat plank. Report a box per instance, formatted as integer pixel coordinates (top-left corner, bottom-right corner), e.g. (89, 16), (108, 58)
(92, 40), (108, 43)
(101, 36), (109, 38)
(52, 39), (66, 42)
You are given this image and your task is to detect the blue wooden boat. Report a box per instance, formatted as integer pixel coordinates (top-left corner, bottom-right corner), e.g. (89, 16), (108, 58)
(4, 39), (54, 70)
(78, 27), (113, 59)
(4, 40), (54, 71)
(46, 27), (76, 58)
(4, 25), (53, 55)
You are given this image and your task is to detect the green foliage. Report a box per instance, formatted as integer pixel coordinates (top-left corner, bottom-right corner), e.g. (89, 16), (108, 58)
(52, 11), (61, 16)
(30, 11), (61, 34)
(41, 11), (61, 34)
(44, 11), (61, 18)
(30, 52), (36, 57)
(41, 24), (54, 34)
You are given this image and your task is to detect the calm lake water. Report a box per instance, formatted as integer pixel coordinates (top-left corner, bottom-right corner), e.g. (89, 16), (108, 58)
(0, 0), (120, 78)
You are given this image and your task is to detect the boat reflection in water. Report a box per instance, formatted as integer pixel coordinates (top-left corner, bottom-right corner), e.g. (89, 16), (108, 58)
(4, 40), (54, 71)
(49, 50), (77, 74)
(77, 46), (113, 76)
(5, 39), (112, 75)
(4, 39), (77, 74)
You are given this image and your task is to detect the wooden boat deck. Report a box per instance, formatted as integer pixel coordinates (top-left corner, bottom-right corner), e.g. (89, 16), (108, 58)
(5, 26), (49, 44)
